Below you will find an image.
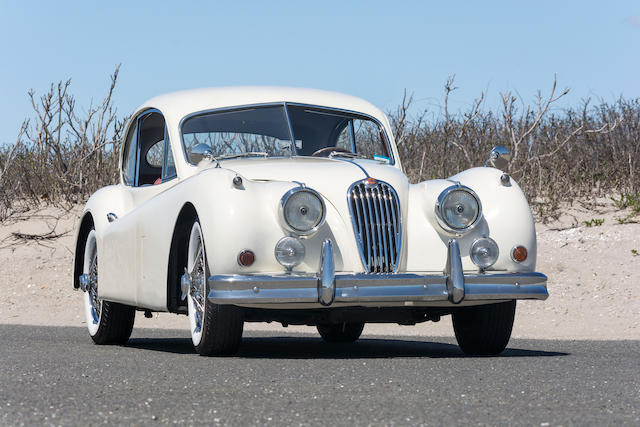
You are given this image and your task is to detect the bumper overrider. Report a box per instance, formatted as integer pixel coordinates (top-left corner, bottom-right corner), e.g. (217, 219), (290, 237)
(207, 239), (548, 307)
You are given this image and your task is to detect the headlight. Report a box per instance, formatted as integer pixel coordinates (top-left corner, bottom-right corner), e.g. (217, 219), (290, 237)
(435, 185), (481, 234)
(274, 237), (305, 269)
(280, 187), (325, 235)
(470, 237), (499, 269)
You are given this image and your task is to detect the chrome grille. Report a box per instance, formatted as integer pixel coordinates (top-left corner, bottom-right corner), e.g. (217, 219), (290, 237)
(348, 179), (401, 273)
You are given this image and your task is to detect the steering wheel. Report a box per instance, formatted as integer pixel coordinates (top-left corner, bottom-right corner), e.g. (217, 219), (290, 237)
(311, 146), (352, 157)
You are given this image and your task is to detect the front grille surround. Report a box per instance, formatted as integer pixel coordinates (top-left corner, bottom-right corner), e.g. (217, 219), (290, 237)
(347, 179), (402, 273)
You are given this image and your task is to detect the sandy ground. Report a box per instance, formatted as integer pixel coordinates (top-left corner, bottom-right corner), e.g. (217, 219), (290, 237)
(0, 201), (638, 340)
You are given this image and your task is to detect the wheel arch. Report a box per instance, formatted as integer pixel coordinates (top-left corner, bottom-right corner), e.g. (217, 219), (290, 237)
(73, 212), (95, 289)
(166, 202), (199, 313)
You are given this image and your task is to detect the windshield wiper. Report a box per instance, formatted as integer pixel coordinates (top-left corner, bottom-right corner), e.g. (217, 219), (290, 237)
(216, 152), (269, 161)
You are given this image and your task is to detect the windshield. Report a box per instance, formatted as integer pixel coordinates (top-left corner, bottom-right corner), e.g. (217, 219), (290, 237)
(181, 104), (392, 164)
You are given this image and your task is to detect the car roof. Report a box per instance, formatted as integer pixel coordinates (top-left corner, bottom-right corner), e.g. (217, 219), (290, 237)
(137, 86), (389, 125)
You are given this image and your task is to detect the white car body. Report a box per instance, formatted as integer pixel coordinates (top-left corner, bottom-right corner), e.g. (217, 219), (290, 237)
(73, 87), (547, 354)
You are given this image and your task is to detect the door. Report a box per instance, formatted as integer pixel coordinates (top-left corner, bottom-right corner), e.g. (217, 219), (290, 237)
(99, 110), (177, 306)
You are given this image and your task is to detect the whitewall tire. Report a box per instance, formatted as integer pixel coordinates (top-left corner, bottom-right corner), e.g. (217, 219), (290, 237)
(81, 228), (135, 344)
(185, 220), (244, 355)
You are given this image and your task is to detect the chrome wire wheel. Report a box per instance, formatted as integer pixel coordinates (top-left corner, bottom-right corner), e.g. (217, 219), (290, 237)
(187, 222), (207, 346)
(82, 230), (101, 336)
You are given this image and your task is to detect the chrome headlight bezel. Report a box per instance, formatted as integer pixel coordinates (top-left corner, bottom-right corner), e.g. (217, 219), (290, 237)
(435, 184), (482, 235)
(279, 186), (326, 236)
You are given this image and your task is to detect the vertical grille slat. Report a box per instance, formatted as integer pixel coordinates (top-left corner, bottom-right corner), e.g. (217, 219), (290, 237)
(348, 180), (401, 273)
(364, 187), (378, 270)
(357, 186), (371, 270)
(352, 186), (365, 263)
(380, 186), (392, 269)
(373, 187), (386, 272)
(390, 190), (400, 258)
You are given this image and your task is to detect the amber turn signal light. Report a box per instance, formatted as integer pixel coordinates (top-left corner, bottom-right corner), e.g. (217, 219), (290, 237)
(511, 246), (528, 262)
(237, 250), (255, 266)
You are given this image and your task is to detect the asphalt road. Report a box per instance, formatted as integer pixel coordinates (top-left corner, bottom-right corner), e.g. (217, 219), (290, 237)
(0, 325), (638, 426)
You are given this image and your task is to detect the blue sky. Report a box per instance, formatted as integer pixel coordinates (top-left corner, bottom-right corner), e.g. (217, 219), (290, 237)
(1, 1), (639, 145)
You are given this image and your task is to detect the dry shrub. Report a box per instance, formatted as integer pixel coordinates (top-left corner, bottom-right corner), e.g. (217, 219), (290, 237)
(0, 71), (638, 223)
(0, 66), (127, 220)
(391, 77), (638, 221)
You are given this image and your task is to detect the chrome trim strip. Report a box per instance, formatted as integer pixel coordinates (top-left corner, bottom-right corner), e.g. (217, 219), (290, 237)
(209, 274), (318, 291)
(464, 284), (549, 301)
(207, 272), (548, 305)
(282, 101), (299, 156)
(210, 287), (318, 303)
(348, 120), (357, 153)
(445, 239), (465, 303)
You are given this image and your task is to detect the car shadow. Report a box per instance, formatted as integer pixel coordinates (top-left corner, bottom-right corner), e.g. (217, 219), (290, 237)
(125, 335), (570, 359)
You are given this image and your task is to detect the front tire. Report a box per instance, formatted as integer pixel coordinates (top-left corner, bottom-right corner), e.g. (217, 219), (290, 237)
(317, 322), (365, 343)
(81, 229), (135, 345)
(186, 221), (244, 356)
(452, 300), (516, 355)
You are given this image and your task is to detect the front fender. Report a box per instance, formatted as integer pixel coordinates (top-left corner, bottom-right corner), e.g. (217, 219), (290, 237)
(189, 169), (360, 276)
(405, 167), (536, 273)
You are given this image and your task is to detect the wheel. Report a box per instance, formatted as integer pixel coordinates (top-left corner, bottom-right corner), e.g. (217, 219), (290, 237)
(81, 229), (135, 345)
(317, 322), (365, 343)
(185, 221), (244, 356)
(452, 300), (516, 355)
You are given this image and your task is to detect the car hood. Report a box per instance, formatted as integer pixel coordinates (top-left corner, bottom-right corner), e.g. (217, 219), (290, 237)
(218, 157), (409, 209)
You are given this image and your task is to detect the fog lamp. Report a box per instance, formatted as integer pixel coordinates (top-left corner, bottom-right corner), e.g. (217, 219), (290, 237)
(274, 237), (305, 270)
(470, 237), (499, 269)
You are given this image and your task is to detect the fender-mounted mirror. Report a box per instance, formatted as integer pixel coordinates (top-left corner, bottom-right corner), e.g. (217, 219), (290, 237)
(485, 146), (511, 170)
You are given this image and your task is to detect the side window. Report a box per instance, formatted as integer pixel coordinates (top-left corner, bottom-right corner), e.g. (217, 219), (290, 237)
(138, 112), (166, 185)
(122, 121), (138, 186)
(123, 110), (175, 186)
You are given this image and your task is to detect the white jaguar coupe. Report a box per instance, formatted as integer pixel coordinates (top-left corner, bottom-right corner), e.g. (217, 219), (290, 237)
(73, 87), (548, 355)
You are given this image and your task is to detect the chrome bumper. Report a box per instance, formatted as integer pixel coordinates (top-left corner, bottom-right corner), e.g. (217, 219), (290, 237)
(208, 239), (548, 307)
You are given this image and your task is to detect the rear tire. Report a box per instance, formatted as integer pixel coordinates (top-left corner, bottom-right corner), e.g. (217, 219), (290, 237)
(452, 300), (516, 355)
(82, 229), (135, 345)
(186, 221), (244, 356)
(317, 322), (365, 343)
